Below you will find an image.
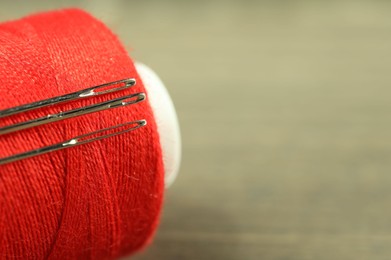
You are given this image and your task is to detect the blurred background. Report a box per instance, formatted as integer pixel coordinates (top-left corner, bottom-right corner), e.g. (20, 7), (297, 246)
(2, 0), (391, 259)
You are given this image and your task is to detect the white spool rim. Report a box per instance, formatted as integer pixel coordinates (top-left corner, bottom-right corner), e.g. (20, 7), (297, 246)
(135, 62), (181, 187)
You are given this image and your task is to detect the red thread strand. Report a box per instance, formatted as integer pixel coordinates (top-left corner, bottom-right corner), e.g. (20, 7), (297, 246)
(0, 9), (164, 259)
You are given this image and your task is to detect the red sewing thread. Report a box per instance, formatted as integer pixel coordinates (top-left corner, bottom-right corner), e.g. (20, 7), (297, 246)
(0, 9), (164, 259)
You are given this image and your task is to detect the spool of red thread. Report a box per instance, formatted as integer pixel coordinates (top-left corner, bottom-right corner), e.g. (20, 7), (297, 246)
(0, 9), (180, 259)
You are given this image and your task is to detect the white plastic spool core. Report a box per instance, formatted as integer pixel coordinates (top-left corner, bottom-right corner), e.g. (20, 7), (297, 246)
(135, 62), (181, 187)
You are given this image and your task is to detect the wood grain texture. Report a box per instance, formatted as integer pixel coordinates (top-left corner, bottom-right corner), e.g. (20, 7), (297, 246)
(1, 1), (391, 259)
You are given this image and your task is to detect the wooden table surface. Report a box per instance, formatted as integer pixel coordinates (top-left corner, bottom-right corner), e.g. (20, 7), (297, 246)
(2, 1), (391, 259)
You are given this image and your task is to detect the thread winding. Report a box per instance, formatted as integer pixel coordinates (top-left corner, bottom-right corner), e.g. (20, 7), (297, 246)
(0, 9), (164, 259)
